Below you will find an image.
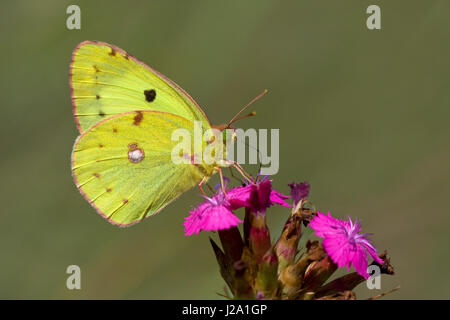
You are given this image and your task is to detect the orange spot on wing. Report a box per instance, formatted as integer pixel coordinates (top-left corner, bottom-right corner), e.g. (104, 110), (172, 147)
(133, 111), (143, 125)
(128, 143), (138, 149)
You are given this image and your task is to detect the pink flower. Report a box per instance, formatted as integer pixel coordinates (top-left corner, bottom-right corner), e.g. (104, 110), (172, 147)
(309, 211), (383, 279)
(184, 190), (242, 236)
(288, 182), (310, 206)
(184, 180), (290, 235)
(230, 180), (290, 214)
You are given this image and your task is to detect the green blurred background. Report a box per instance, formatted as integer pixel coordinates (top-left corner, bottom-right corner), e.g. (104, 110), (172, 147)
(1, 0), (449, 299)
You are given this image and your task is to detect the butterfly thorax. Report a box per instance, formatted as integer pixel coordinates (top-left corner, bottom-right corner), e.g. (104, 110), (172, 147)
(198, 126), (234, 173)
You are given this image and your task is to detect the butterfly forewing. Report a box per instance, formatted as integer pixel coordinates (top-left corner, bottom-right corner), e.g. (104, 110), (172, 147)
(70, 41), (210, 133)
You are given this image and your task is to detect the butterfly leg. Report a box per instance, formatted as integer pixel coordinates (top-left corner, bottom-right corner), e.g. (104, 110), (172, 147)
(231, 162), (254, 185)
(217, 168), (229, 199)
(198, 177), (207, 196)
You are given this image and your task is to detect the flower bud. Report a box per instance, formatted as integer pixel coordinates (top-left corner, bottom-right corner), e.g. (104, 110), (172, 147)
(255, 248), (279, 299)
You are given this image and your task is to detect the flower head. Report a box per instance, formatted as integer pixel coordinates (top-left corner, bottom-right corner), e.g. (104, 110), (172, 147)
(309, 211), (383, 279)
(184, 190), (242, 236)
(230, 179), (290, 214)
(288, 182), (310, 206)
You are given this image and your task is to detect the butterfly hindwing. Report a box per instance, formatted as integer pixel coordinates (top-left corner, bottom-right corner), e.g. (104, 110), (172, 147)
(71, 110), (212, 226)
(70, 41), (210, 133)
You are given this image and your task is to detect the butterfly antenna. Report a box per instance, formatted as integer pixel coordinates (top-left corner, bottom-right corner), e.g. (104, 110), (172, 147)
(227, 89), (268, 128)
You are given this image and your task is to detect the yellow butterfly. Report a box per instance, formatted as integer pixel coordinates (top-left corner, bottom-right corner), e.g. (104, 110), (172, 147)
(70, 41), (261, 226)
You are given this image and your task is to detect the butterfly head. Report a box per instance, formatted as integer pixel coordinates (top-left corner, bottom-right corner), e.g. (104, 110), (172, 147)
(211, 124), (237, 146)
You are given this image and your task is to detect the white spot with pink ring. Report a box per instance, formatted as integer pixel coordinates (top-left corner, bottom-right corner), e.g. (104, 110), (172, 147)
(128, 148), (145, 163)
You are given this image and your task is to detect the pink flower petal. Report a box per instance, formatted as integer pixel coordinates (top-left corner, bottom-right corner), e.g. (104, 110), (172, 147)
(310, 211), (383, 278)
(184, 201), (242, 236)
(270, 191), (291, 207)
(352, 245), (369, 279)
(288, 182), (310, 205)
(227, 181), (290, 212)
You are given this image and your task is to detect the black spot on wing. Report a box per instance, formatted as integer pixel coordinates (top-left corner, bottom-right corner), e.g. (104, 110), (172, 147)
(144, 89), (156, 102)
